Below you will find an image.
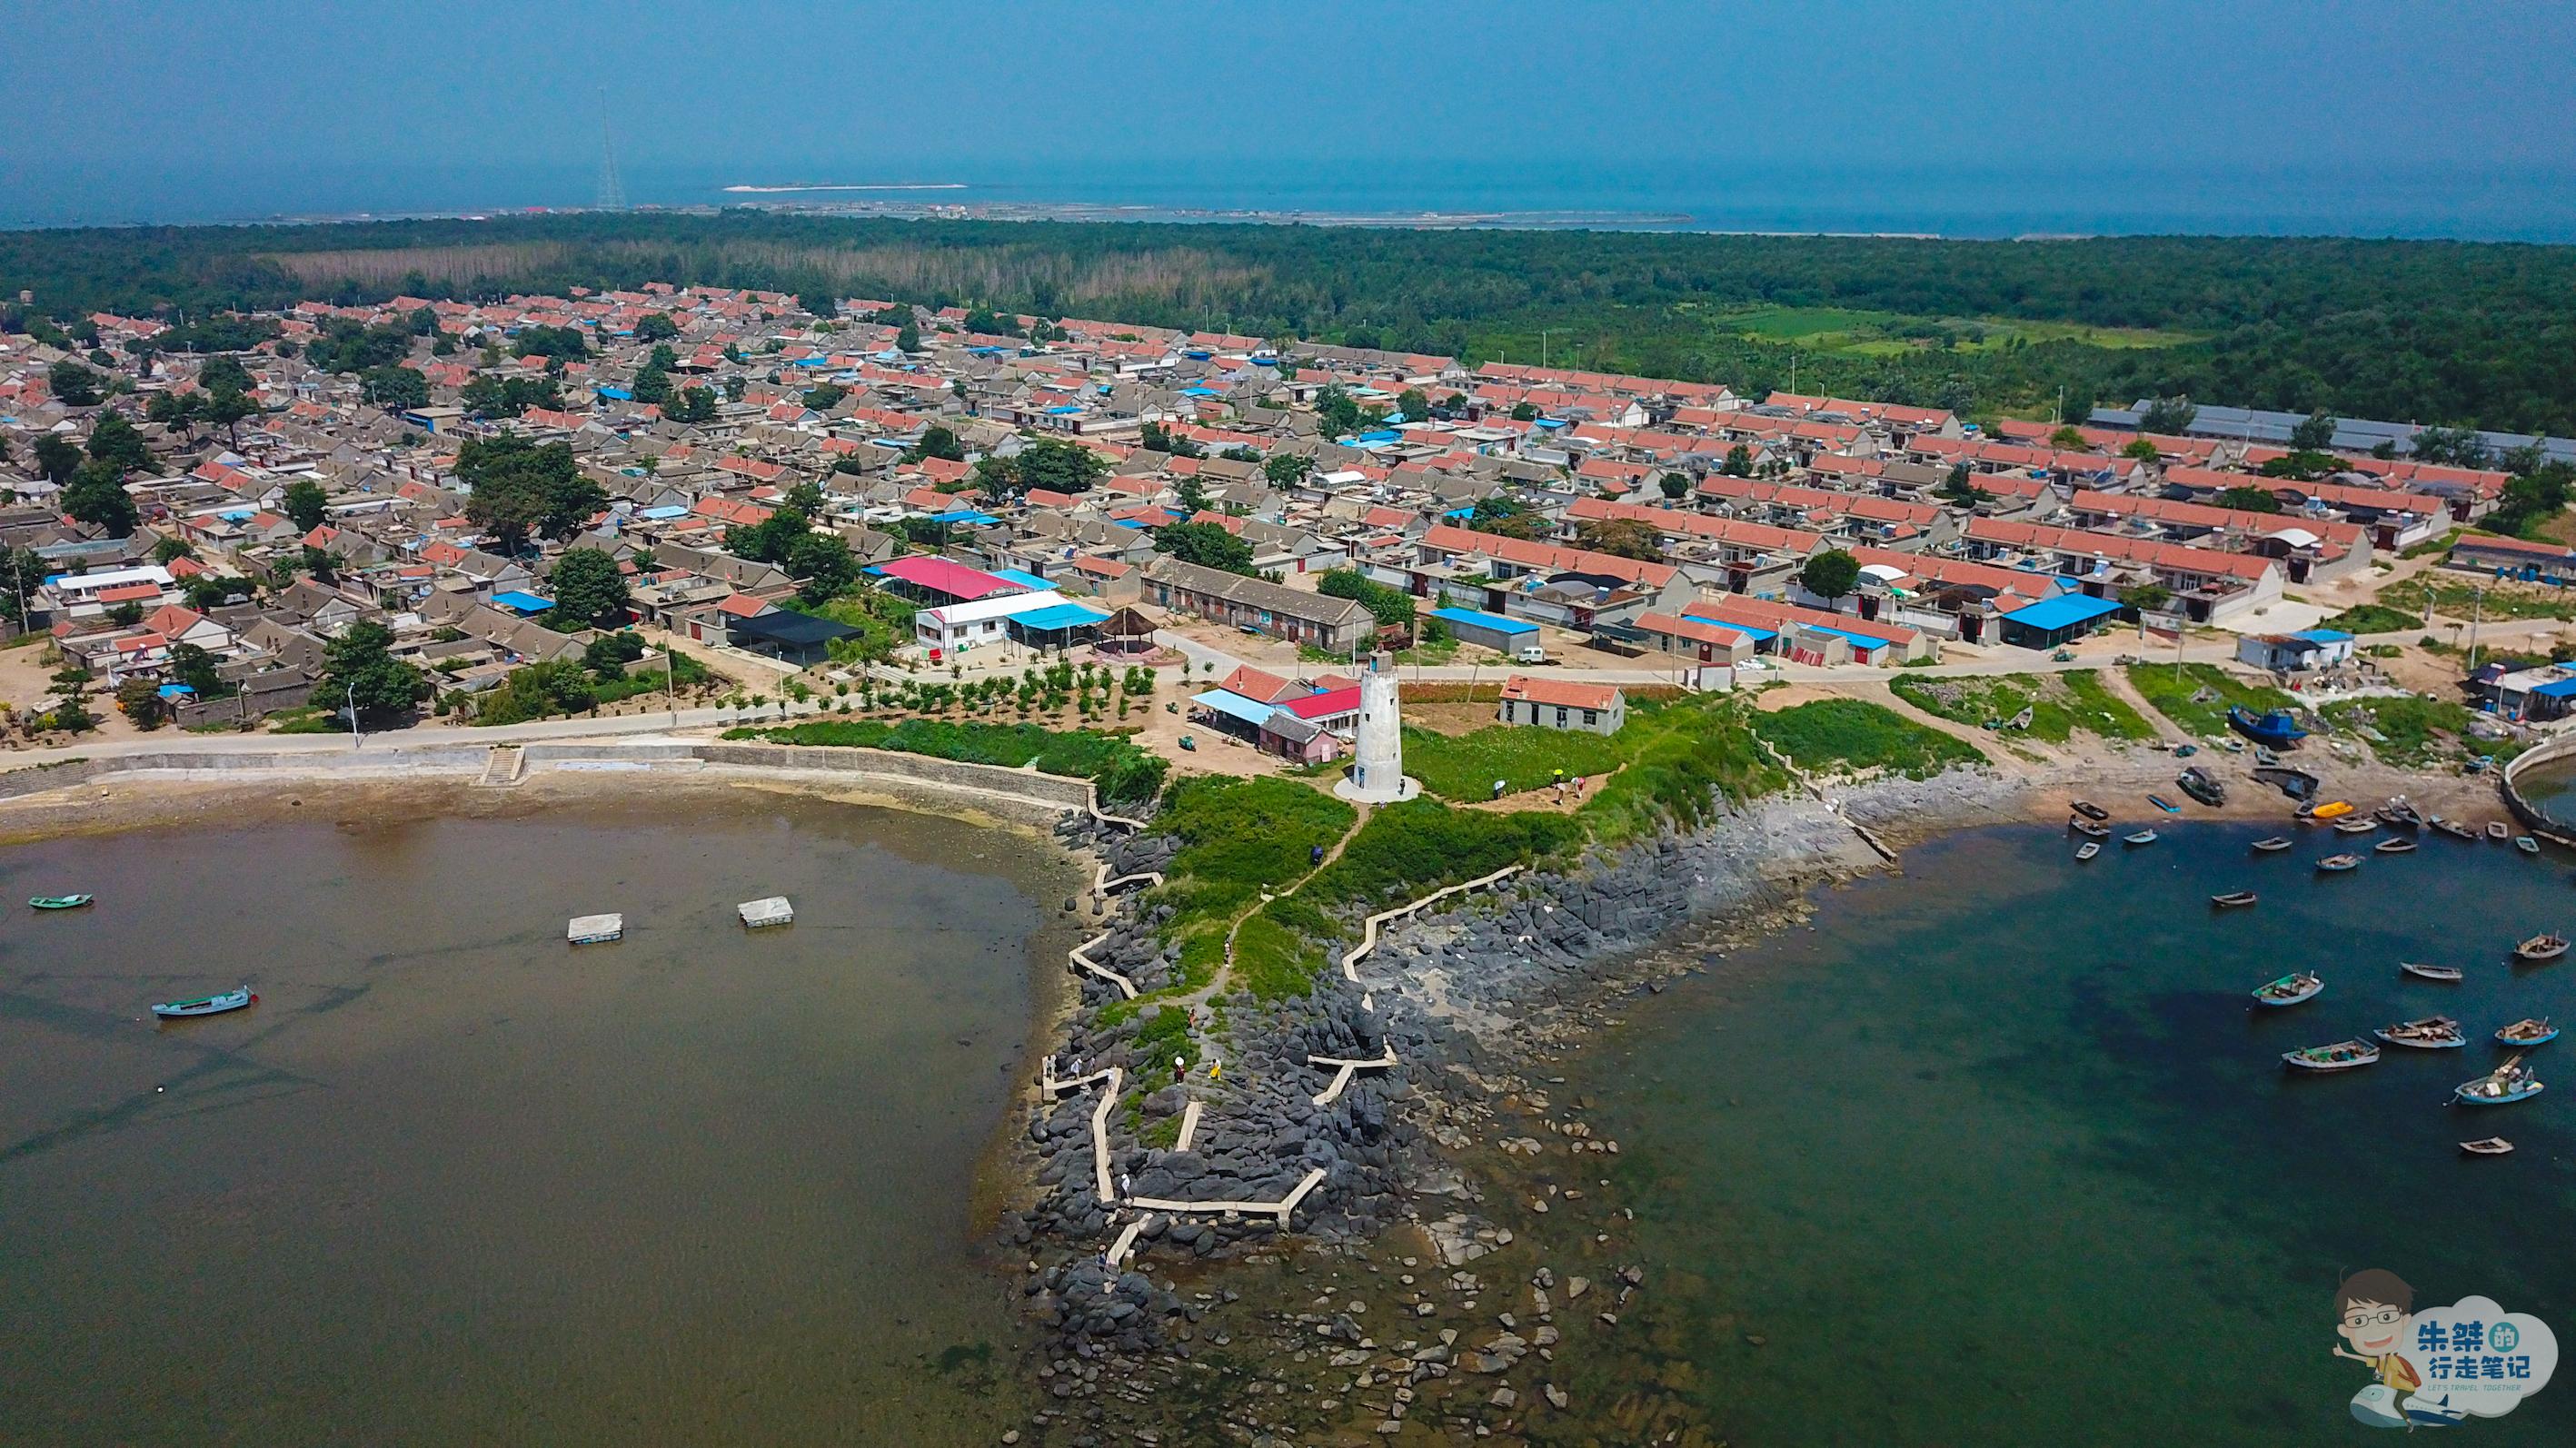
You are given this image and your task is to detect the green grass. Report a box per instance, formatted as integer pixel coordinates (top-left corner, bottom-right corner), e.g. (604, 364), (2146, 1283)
(2380, 577), (2576, 622)
(1401, 722), (1629, 801)
(1889, 670), (2151, 745)
(2320, 694), (2523, 767)
(2320, 602), (2422, 634)
(2123, 663), (2293, 738)
(729, 718), (1167, 802)
(1751, 699), (1984, 779)
(1577, 694), (1784, 844)
(1137, 777), (1355, 1000)
(1715, 303), (2196, 357)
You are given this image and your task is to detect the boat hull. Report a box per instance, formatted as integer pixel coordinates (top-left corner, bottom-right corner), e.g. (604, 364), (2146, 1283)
(151, 988), (255, 1018)
(2454, 1083), (2545, 1106)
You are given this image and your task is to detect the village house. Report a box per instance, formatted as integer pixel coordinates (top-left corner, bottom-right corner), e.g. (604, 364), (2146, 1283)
(1496, 675), (1626, 735)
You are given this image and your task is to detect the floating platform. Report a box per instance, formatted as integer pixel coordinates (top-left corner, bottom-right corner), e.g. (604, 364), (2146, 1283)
(737, 897), (794, 929)
(567, 913), (624, 945)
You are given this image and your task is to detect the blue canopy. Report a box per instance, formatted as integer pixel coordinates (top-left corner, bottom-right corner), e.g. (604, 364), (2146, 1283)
(491, 590), (554, 614)
(988, 568), (1052, 590)
(1191, 688), (1278, 729)
(930, 509), (998, 526)
(1430, 606), (1535, 636)
(1012, 602), (1110, 632)
(2001, 592), (2124, 631)
(2530, 678), (2576, 699)
(1683, 614), (1775, 642)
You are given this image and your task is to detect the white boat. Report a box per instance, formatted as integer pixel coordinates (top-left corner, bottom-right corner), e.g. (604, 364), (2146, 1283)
(2374, 1015), (2468, 1049)
(2074, 841), (2101, 861)
(568, 913), (624, 945)
(2123, 829), (2158, 846)
(737, 896), (795, 928)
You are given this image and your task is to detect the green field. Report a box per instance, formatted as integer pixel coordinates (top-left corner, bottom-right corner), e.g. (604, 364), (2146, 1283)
(2318, 694), (2518, 768)
(1402, 722), (1629, 801)
(2123, 664), (2293, 738)
(1889, 670), (2153, 744)
(1751, 699), (1985, 779)
(1715, 303), (2198, 359)
(2379, 578), (2576, 622)
(2318, 602), (2422, 634)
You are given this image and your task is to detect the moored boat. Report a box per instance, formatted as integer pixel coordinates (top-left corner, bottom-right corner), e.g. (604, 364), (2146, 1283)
(2459, 1137), (2515, 1155)
(2253, 837), (2294, 852)
(2210, 891), (2259, 908)
(2486, 821), (2511, 841)
(2316, 853), (2362, 872)
(2147, 794), (2182, 815)
(2452, 1056), (2543, 1106)
(2495, 1017), (2558, 1046)
(2374, 838), (2418, 855)
(2177, 767), (2225, 808)
(2123, 828), (2159, 846)
(151, 987), (255, 1018)
(2435, 818), (2480, 841)
(2074, 841), (2101, 861)
(2071, 818), (2110, 838)
(2375, 1015), (2468, 1049)
(2070, 799), (2110, 821)
(2512, 933), (2567, 963)
(2310, 799), (2355, 821)
(2516, 836), (2541, 855)
(2400, 961), (2464, 982)
(2283, 1039), (2378, 1072)
(29, 894), (94, 910)
(2379, 798), (2423, 828)
(2229, 705), (2308, 747)
(2251, 971), (2323, 1007)
(2332, 817), (2380, 835)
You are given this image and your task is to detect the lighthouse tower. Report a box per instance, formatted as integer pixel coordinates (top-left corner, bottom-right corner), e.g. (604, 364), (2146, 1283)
(1335, 652), (1419, 804)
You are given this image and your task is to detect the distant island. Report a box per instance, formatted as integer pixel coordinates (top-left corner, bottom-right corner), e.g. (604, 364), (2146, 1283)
(721, 182), (969, 193)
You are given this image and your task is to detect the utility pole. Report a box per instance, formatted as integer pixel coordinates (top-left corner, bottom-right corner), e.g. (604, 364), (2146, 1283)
(345, 681), (361, 750)
(2469, 587), (2486, 673)
(1538, 330), (1555, 370)
(666, 639), (679, 727)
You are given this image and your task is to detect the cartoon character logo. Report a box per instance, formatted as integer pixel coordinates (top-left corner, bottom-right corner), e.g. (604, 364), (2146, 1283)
(2335, 1271), (2559, 1429)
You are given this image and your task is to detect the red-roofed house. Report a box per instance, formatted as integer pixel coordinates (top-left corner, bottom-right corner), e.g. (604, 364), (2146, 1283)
(1497, 675), (1626, 735)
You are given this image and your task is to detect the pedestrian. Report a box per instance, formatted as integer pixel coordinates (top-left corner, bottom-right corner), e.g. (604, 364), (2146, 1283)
(1492, 778), (1507, 800)
(1119, 1172), (1131, 1196)
(1311, 842), (1325, 866)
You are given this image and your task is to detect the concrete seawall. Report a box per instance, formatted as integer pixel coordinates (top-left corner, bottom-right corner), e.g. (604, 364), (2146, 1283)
(2499, 730), (2576, 847)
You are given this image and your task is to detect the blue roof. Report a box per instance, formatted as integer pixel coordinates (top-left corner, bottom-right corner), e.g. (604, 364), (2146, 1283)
(1431, 606), (1536, 635)
(988, 568), (1052, 590)
(1046, 405), (1083, 415)
(638, 504), (691, 521)
(2293, 629), (2354, 643)
(2001, 592), (2125, 630)
(931, 509), (998, 526)
(1683, 614), (1774, 642)
(1803, 624), (1893, 652)
(2532, 678), (2576, 699)
(491, 590), (554, 614)
(1356, 430), (1402, 443)
(595, 386), (632, 401)
(157, 683), (196, 699)
(1011, 602), (1110, 632)
(1191, 688), (1279, 729)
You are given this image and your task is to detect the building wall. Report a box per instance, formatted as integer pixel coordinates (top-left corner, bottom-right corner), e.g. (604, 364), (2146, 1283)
(1499, 696), (1624, 735)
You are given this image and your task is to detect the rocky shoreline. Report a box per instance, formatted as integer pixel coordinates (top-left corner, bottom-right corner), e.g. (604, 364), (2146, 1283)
(995, 765), (2038, 1443)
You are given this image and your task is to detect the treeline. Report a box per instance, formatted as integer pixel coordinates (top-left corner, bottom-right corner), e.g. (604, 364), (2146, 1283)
(5, 212), (2573, 432)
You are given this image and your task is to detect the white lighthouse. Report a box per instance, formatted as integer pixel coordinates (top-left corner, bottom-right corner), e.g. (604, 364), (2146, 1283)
(1335, 652), (1418, 804)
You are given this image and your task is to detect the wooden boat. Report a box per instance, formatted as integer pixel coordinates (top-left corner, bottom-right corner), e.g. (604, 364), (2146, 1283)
(2123, 828), (2159, 846)
(2210, 891), (2259, 908)
(2517, 836), (2541, 855)
(2283, 1038), (2378, 1072)
(2070, 818), (2110, 838)
(2253, 743), (2283, 767)
(2495, 1017), (2558, 1046)
(2253, 837), (2294, 852)
(2253, 765), (2320, 802)
(2315, 854), (2363, 872)
(29, 894), (94, 910)
(2310, 799), (2355, 821)
(2070, 799), (2110, 821)
(2459, 1137), (2515, 1155)
(2074, 841), (2102, 861)
(2379, 798), (2423, 828)
(2250, 971), (2323, 1007)
(2374, 838), (2418, 855)
(151, 987), (255, 1018)
(2401, 961), (2465, 982)
(2147, 794), (2183, 815)
(2434, 818), (2480, 841)
(2487, 821), (2511, 841)
(2332, 817), (2380, 835)
(2512, 934), (2568, 963)
(567, 913), (624, 946)
(2177, 767), (2225, 808)
(2453, 1056), (2544, 1106)
(2375, 1015), (2468, 1049)
(2229, 705), (2308, 746)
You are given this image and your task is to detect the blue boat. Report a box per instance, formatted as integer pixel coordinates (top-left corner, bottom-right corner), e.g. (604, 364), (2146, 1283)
(2452, 1058), (2544, 1106)
(151, 987), (255, 1018)
(2495, 1017), (2558, 1046)
(2229, 706), (2308, 746)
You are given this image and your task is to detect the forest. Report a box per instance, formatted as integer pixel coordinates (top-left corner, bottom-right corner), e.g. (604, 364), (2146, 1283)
(4, 211), (2572, 436)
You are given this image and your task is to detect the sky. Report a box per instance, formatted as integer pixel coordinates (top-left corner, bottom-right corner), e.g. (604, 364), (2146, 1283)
(9, 0), (2576, 235)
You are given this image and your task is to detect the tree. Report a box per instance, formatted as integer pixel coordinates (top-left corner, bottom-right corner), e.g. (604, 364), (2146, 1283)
(453, 436), (606, 554)
(116, 676), (169, 730)
(2489, 462), (2575, 538)
(203, 384), (256, 445)
(86, 411), (152, 472)
(361, 365), (429, 410)
(169, 640), (227, 699)
(786, 531), (859, 604)
(801, 381), (846, 411)
(47, 360), (102, 406)
(63, 460), (138, 535)
(905, 424), (965, 463)
(2290, 408), (2338, 452)
(1315, 384), (1365, 436)
(1468, 493), (1543, 541)
(549, 546), (632, 629)
(152, 535), (194, 564)
(2214, 485), (2284, 513)
(726, 506), (811, 565)
(2121, 439), (2163, 461)
(1154, 521), (1256, 575)
(666, 385), (718, 423)
(1936, 461), (1993, 507)
(2410, 424), (2488, 469)
(894, 322), (920, 352)
(318, 619), (426, 722)
(2138, 396), (2198, 435)
(281, 477), (330, 532)
(1720, 444), (1755, 477)
(1799, 548), (1861, 612)
(782, 479), (827, 515)
(632, 365), (671, 405)
(1509, 401), (1538, 422)
(634, 312), (681, 342)
(1317, 568), (1416, 629)
(509, 324), (589, 361)
(2118, 582), (2173, 634)
(145, 389), (203, 434)
(1014, 437), (1107, 494)
(1657, 471), (1691, 501)
(800, 293), (840, 320)
(34, 432), (82, 484)
(2049, 425), (2087, 448)
(1397, 387), (1430, 422)
(1263, 452), (1313, 488)
(1573, 519), (1666, 561)
(197, 355), (254, 393)
(46, 663), (99, 734)
(1173, 473), (1212, 515)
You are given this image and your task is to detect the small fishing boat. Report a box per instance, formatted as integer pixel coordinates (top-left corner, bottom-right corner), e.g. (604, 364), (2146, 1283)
(2253, 837), (2294, 852)
(2074, 841), (2101, 862)
(2495, 1017), (2558, 1046)
(2210, 891), (2259, 908)
(2379, 798), (2423, 828)
(2401, 961), (2465, 982)
(2250, 971), (2323, 1007)
(2435, 818), (2480, 841)
(2488, 821), (2511, 842)
(2513, 934), (2568, 963)
(2316, 853), (2363, 872)
(2253, 765), (2319, 802)
(2374, 838), (2418, 855)
(2332, 817), (2380, 836)
(2123, 828), (2159, 846)
(2177, 767), (2226, 808)
(2253, 744), (2283, 767)
(2459, 1137), (2515, 1155)
(2376, 1015), (2468, 1050)
(29, 894), (94, 910)
(2070, 799), (2110, 821)
(2309, 799), (2355, 821)
(2230, 705), (2308, 747)
(2147, 794), (2183, 815)
(2070, 818), (2110, 838)
(2452, 1056), (2544, 1106)
(2283, 1039), (2378, 1072)
(151, 987), (255, 1018)
(2517, 836), (2541, 855)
